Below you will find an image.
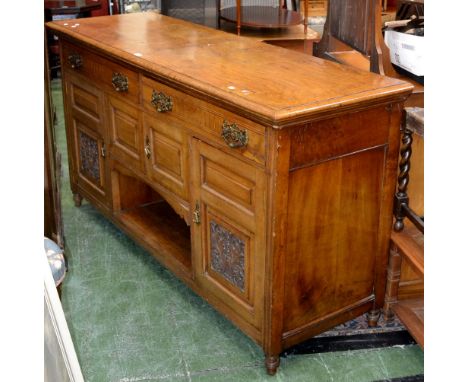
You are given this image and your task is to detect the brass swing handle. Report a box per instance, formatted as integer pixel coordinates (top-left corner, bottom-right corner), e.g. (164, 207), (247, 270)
(144, 136), (151, 159)
(193, 201), (201, 225)
(68, 54), (83, 69)
(151, 90), (173, 113)
(221, 121), (248, 148)
(111, 73), (129, 92)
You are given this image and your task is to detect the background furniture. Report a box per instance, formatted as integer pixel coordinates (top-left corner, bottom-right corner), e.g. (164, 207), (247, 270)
(217, 0), (308, 35)
(396, 0), (423, 20)
(383, 108), (424, 347)
(161, 0), (207, 25)
(45, 237), (67, 293)
(44, 0), (103, 20)
(47, 13), (411, 375)
(159, 0), (319, 53)
(308, 0), (328, 16)
(384, 227), (424, 347)
(45, 0), (104, 78)
(313, 0), (423, 107)
(44, 32), (64, 246)
(44, 251), (84, 382)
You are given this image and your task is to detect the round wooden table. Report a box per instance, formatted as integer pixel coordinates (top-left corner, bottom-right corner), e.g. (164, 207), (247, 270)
(218, 1), (308, 35)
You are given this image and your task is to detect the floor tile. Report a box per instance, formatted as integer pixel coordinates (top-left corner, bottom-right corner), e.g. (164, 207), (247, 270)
(190, 366), (269, 382)
(375, 345), (424, 378)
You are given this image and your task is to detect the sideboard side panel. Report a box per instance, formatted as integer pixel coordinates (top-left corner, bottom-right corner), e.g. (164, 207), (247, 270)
(282, 106), (393, 337)
(283, 147), (385, 331)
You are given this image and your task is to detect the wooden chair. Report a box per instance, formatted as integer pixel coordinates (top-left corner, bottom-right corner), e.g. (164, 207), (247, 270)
(313, 0), (423, 107)
(383, 108), (424, 348)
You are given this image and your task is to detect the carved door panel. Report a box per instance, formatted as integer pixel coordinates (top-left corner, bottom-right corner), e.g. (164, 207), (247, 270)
(72, 119), (107, 201)
(143, 113), (189, 201)
(64, 76), (109, 206)
(107, 96), (144, 173)
(191, 139), (266, 330)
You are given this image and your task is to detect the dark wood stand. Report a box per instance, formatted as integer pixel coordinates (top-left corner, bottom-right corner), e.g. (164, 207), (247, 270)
(217, 1), (308, 35)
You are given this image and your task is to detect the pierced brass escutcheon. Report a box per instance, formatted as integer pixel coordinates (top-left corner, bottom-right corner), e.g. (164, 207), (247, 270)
(151, 90), (173, 113)
(68, 54), (83, 69)
(193, 201), (201, 225)
(144, 136), (151, 159)
(111, 73), (128, 92)
(221, 121), (248, 148)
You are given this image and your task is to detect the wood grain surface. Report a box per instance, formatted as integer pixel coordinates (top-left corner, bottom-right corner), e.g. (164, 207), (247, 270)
(47, 12), (412, 127)
(50, 13), (412, 374)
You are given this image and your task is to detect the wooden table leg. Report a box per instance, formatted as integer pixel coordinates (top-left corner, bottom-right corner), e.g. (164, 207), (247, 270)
(383, 242), (403, 321)
(236, 0), (241, 35)
(303, 0), (308, 34)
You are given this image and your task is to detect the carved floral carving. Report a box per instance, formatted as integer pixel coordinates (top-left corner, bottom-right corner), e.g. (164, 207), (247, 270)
(79, 131), (100, 183)
(210, 220), (245, 291)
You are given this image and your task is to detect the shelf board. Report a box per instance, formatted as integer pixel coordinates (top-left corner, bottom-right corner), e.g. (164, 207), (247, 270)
(391, 227), (424, 278)
(220, 6), (304, 29)
(117, 201), (192, 270)
(393, 298), (424, 348)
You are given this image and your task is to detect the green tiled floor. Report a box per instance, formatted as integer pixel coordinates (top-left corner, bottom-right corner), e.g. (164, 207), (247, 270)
(51, 79), (423, 382)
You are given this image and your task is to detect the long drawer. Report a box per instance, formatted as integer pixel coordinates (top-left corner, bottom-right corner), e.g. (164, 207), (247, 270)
(142, 76), (266, 167)
(62, 41), (140, 105)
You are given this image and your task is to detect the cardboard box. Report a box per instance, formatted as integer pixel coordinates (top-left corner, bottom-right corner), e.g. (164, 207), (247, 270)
(384, 29), (424, 76)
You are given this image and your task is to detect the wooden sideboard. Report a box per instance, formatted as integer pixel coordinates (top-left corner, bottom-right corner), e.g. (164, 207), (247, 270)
(46, 13), (412, 375)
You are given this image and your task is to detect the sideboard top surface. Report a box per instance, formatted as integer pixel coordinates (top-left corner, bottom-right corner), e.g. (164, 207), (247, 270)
(47, 12), (413, 126)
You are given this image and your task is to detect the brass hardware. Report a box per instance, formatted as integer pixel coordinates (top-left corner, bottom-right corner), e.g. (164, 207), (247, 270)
(221, 121), (248, 148)
(193, 201), (201, 225)
(151, 90), (173, 112)
(144, 136), (151, 159)
(101, 144), (106, 158)
(68, 54), (83, 69)
(111, 73), (129, 92)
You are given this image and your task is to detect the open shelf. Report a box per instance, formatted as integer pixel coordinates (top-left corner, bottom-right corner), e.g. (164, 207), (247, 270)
(112, 168), (192, 271)
(393, 298), (424, 348)
(119, 201), (192, 269)
(220, 6), (303, 28)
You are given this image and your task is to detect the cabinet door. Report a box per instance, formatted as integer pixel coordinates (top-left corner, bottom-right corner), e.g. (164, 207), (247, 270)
(191, 139), (266, 331)
(143, 113), (189, 200)
(64, 77), (109, 206)
(107, 96), (143, 173)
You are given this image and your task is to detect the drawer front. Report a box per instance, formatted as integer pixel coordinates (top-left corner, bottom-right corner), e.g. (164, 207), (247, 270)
(142, 76), (266, 166)
(62, 41), (139, 104)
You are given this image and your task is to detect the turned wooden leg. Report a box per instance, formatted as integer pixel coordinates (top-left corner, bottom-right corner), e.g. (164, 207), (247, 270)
(367, 308), (380, 327)
(265, 354), (280, 376)
(73, 193), (83, 207)
(393, 123), (413, 232)
(383, 243), (402, 322)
